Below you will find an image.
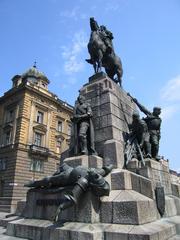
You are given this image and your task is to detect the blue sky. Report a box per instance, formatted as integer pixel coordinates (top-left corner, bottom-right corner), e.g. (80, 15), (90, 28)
(0, 0), (180, 171)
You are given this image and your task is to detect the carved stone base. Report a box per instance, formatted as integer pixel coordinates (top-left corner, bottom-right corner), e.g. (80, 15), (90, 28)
(22, 189), (100, 224)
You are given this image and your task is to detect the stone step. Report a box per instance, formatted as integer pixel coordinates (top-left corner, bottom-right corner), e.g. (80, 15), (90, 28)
(0, 205), (11, 213)
(165, 215), (180, 235)
(0, 197), (12, 205)
(0, 225), (28, 240)
(169, 236), (180, 240)
(110, 169), (155, 199)
(0, 215), (20, 227)
(15, 199), (26, 215)
(165, 196), (179, 218)
(6, 216), (180, 240)
(100, 190), (159, 225)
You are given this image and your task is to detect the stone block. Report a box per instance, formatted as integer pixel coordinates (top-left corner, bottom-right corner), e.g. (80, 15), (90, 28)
(109, 92), (119, 107)
(172, 184), (180, 198)
(126, 158), (139, 170)
(23, 190), (66, 221)
(112, 127), (124, 141)
(103, 139), (124, 168)
(22, 189), (101, 224)
(99, 102), (111, 116)
(51, 222), (105, 240)
(64, 155), (103, 169)
(6, 218), (52, 240)
(99, 115), (108, 128)
(127, 221), (176, 240)
(144, 158), (161, 170)
(95, 127), (113, 142)
(74, 192), (100, 223)
(64, 155), (89, 168)
(173, 197), (180, 215)
(131, 173), (155, 199)
(101, 190), (158, 225)
(111, 169), (132, 190)
(107, 114), (125, 131)
(100, 190), (121, 223)
(104, 224), (134, 240)
(164, 196), (178, 217)
(88, 72), (107, 83)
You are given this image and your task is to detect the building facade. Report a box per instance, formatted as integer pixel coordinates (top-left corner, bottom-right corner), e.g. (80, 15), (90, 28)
(0, 65), (73, 212)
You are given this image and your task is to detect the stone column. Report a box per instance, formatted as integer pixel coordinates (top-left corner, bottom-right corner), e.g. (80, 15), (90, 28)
(79, 72), (136, 168)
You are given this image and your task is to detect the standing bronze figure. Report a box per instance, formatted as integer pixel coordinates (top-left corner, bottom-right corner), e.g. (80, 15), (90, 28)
(124, 112), (151, 168)
(70, 95), (96, 156)
(128, 94), (162, 160)
(86, 17), (123, 86)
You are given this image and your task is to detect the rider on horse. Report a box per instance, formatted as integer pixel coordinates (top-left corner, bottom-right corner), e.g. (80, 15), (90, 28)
(89, 18), (114, 54)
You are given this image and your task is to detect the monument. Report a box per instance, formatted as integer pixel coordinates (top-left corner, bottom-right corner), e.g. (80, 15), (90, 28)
(2, 17), (180, 240)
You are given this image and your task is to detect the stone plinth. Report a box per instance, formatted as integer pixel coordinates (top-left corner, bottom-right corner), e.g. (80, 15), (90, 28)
(63, 155), (103, 169)
(79, 73), (136, 168)
(138, 158), (172, 195)
(22, 188), (100, 224)
(100, 190), (159, 225)
(7, 214), (180, 240)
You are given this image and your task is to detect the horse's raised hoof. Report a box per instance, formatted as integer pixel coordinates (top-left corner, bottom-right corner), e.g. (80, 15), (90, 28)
(85, 59), (93, 64)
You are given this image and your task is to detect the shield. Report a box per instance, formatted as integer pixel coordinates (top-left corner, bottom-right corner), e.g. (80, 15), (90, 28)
(155, 186), (165, 217)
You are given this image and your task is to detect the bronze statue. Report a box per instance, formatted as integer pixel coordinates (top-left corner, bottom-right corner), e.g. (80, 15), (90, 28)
(86, 17), (123, 86)
(124, 112), (151, 167)
(24, 163), (113, 222)
(128, 94), (162, 160)
(70, 94), (96, 156)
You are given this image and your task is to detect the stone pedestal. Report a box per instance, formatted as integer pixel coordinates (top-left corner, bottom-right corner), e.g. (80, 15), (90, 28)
(64, 155), (103, 168)
(4, 73), (180, 240)
(79, 73), (136, 168)
(22, 189), (100, 224)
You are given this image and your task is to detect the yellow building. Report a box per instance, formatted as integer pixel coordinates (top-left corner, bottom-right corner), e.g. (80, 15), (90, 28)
(0, 65), (73, 212)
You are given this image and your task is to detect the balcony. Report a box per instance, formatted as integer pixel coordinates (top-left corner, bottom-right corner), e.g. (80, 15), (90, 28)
(29, 144), (49, 157)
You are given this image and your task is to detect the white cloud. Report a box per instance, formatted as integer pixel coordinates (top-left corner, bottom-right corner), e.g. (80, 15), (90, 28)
(61, 30), (88, 75)
(161, 75), (180, 102)
(161, 105), (179, 121)
(59, 7), (88, 21)
(104, 0), (128, 13)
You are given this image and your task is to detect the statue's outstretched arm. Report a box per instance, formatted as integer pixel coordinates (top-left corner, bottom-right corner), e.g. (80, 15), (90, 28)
(134, 99), (151, 116)
(127, 93), (151, 116)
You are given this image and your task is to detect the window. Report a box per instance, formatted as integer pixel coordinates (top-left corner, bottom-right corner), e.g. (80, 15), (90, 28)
(6, 109), (14, 123)
(36, 111), (44, 124)
(30, 159), (44, 172)
(56, 137), (62, 154)
(41, 82), (47, 88)
(0, 159), (6, 171)
(4, 131), (11, 145)
(67, 123), (72, 135)
(34, 132), (42, 146)
(57, 121), (63, 132)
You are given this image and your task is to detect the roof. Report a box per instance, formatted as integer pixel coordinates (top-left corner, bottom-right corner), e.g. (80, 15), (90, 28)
(22, 65), (50, 84)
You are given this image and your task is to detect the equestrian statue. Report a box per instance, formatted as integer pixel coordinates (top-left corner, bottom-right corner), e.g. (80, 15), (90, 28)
(86, 17), (123, 86)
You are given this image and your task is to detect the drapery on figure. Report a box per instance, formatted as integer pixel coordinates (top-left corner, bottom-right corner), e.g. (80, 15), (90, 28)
(70, 94), (97, 156)
(124, 111), (151, 168)
(24, 163), (113, 222)
(128, 94), (162, 160)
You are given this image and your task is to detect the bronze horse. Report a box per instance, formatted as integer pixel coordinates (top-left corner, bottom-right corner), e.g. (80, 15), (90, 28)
(86, 18), (123, 86)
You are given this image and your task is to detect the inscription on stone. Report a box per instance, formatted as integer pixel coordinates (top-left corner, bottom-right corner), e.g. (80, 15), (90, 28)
(36, 199), (64, 206)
